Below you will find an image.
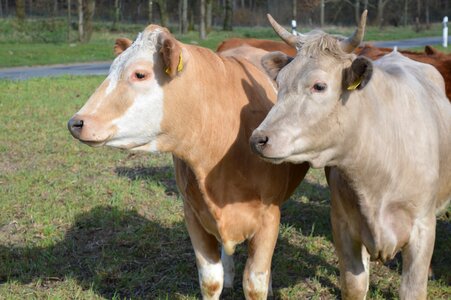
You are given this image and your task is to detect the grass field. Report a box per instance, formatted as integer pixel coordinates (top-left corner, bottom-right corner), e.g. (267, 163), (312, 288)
(0, 18), (450, 68)
(0, 76), (450, 299)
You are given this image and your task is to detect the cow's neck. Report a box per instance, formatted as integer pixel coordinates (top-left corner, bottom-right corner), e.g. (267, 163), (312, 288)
(159, 44), (276, 178)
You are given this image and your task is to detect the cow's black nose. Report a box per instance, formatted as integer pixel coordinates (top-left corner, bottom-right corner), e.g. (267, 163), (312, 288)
(250, 132), (269, 155)
(68, 117), (84, 139)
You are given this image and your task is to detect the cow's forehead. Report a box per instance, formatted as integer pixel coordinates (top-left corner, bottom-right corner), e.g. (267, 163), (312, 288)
(109, 30), (162, 75)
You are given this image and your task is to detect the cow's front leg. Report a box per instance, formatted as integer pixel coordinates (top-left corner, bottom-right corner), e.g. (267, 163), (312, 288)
(331, 213), (370, 300)
(221, 247), (235, 288)
(400, 214), (435, 300)
(184, 203), (223, 300)
(243, 205), (280, 300)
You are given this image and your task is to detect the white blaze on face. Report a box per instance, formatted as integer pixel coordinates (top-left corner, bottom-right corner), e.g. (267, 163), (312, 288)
(102, 30), (165, 152)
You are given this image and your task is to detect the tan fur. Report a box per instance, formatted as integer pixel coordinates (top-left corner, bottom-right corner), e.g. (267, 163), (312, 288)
(69, 25), (309, 299)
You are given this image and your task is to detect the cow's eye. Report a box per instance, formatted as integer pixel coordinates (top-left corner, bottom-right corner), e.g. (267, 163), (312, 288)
(135, 72), (146, 80)
(312, 82), (327, 92)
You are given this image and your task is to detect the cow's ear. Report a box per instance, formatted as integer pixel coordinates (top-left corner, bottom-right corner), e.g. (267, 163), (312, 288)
(342, 57), (373, 91)
(114, 38), (133, 56)
(424, 45), (438, 56)
(159, 33), (185, 78)
(261, 51), (293, 80)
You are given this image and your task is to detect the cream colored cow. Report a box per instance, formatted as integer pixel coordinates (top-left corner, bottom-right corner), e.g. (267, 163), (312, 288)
(251, 11), (451, 300)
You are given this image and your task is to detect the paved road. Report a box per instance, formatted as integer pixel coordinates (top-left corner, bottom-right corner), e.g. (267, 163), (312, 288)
(0, 61), (111, 80)
(0, 36), (449, 80)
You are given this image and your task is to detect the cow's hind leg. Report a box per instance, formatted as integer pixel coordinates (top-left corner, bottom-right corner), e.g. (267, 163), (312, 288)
(243, 205), (280, 300)
(184, 203), (223, 300)
(400, 214), (435, 300)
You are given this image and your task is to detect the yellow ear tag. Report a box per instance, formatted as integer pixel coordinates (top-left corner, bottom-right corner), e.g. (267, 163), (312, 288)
(164, 53), (183, 75)
(177, 53), (184, 72)
(347, 77), (362, 91)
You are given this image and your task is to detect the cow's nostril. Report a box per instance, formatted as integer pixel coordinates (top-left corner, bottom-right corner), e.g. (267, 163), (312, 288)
(250, 133), (269, 155)
(68, 118), (84, 139)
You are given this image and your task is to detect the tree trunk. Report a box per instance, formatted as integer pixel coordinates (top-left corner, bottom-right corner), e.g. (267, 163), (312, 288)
(425, 0), (429, 28)
(78, 0), (84, 42)
(363, 0), (368, 10)
(200, 0), (206, 39)
(67, 0), (71, 42)
(416, 0), (421, 23)
(180, 0), (188, 33)
(320, 0), (324, 27)
(54, 0), (58, 17)
(292, 0), (296, 21)
(148, 0), (152, 23)
(376, 0), (388, 28)
(83, 0), (95, 42)
(354, 0), (360, 24)
(0, 0), (3, 18)
(112, 0), (120, 30)
(223, 0), (233, 30)
(16, 0), (26, 22)
(206, 0), (212, 33)
(404, 0), (409, 26)
(155, 0), (167, 27)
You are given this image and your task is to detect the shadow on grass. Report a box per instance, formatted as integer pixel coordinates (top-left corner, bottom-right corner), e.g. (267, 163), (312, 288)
(115, 165), (179, 197)
(0, 202), (340, 299)
(1, 185), (447, 298)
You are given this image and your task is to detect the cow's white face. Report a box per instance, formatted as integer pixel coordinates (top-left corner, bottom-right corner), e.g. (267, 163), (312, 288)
(68, 26), (183, 152)
(250, 13), (370, 168)
(252, 50), (349, 167)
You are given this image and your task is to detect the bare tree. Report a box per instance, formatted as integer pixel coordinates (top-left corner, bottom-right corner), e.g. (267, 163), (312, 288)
(180, 0), (188, 34)
(83, 0), (95, 42)
(354, 0), (360, 24)
(292, 0), (297, 21)
(376, 0), (389, 27)
(320, 0), (325, 27)
(67, 0), (71, 42)
(148, 0), (153, 23)
(200, 0), (206, 39)
(16, 0), (26, 22)
(206, 0), (212, 33)
(112, 0), (120, 30)
(78, 0), (84, 42)
(223, 0), (233, 30)
(155, 0), (168, 27)
(403, 0), (409, 26)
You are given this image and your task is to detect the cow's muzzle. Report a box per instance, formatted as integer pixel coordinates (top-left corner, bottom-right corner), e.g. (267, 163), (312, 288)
(249, 131), (269, 155)
(68, 117), (84, 139)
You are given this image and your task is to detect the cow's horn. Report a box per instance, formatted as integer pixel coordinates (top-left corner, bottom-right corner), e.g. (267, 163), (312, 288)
(340, 10), (367, 53)
(267, 14), (298, 48)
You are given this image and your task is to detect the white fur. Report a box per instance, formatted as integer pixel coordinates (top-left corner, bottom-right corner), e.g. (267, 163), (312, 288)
(248, 271), (269, 294)
(198, 260), (224, 300)
(107, 81), (164, 150)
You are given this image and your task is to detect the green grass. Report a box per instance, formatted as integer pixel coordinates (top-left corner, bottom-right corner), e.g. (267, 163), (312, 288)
(0, 18), (449, 68)
(0, 76), (450, 299)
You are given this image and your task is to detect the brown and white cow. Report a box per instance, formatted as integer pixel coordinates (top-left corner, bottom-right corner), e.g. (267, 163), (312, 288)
(250, 11), (451, 299)
(68, 25), (309, 299)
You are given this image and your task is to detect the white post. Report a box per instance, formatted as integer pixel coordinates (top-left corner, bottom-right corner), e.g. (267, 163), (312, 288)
(291, 20), (297, 35)
(443, 16), (448, 48)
